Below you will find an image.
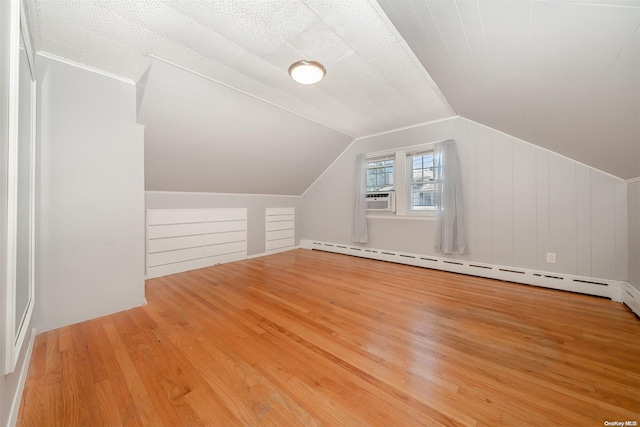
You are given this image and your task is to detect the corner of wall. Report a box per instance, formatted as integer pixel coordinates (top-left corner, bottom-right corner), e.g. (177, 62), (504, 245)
(627, 180), (640, 292)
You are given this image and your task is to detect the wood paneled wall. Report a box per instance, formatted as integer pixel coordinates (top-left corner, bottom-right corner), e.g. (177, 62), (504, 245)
(454, 118), (627, 280)
(302, 117), (627, 282)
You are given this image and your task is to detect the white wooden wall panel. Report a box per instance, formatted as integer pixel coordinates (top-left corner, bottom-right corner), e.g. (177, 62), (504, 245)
(147, 208), (247, 279)
(615, 180), (628, 281)
(512, 141), (537, 270)
(549, 155), (577, 274)
(535, 148), (550, 271)
(266, 207), (295, 254)
(301, 117), (626, 283)
(463, 120), (625, 280)
(490, 133), (514, 267)
(464, 122), (478, 264)
(474, 124), (493, 263)
(454, 118), (468, 196)
(453, 119), (469, 260)
(590, 171), (616, 279)
(575, 164), (592, 277)
(461, 119), (625, 280)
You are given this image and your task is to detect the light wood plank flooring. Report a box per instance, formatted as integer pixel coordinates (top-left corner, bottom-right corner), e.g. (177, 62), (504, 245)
(18, 249), (640, 426)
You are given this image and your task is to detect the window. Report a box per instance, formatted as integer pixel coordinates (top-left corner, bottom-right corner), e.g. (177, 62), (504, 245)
(408, 151), (439, 211)
(366, 156), (394, 192)
(361, 143), (435, 218)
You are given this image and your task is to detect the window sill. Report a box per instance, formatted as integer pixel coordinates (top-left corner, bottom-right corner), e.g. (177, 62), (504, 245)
(367, 213), (434, 221)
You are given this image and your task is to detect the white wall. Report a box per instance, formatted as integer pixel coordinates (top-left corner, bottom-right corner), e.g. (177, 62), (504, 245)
(145, 191), (301, 257)
(140, 59), (353, 195)
(35, 56), (146, 332)
(301, 118), (456, 254)
(629, 180), (640, 291)
(302, 117), (628, 282)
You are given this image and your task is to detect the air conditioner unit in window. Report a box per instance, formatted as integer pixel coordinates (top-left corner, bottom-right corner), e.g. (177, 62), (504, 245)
(366, 192), (395, 212)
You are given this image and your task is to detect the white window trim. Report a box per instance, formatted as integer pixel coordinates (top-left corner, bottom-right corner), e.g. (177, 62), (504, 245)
(365, 142), (435, 219)
(406, 149), (437, 217)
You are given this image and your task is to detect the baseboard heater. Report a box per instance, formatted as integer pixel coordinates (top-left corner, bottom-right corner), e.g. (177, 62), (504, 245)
(300, 239), (624, 302)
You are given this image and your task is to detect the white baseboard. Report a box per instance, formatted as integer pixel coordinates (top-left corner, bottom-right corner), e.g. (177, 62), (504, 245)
(301, 239), (625, 302)
(8, 327), (36, 427)
(622, 283), (640, 317)
(247, 245), (300, 259)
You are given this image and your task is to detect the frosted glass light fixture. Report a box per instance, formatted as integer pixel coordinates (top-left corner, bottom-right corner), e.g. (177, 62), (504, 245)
(288, 60), (326, 85)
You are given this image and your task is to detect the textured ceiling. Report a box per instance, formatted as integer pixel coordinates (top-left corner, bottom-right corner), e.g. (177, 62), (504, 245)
(28, 0), (454, 138)
(27, 0), (640, 183)
(378, 0), (640, 179)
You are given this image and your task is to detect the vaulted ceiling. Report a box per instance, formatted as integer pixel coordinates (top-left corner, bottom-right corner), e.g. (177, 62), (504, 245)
(28, 0), (640, 192)
(378, 0), (640, 180)
(138, 59), (353, 194)
(28, 0), (453, 137)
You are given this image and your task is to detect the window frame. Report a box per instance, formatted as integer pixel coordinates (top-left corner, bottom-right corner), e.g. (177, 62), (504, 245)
(363, 143), (435, 219)
(366, 155), (395, 193)
(407, 149), (438, 215)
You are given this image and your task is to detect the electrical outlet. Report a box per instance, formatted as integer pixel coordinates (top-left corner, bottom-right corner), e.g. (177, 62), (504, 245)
(546, 252), (556, 264)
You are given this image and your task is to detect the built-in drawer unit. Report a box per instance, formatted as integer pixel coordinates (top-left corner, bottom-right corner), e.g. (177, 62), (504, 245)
(266, 207), (295, 254)
(146, 208), (247, 279)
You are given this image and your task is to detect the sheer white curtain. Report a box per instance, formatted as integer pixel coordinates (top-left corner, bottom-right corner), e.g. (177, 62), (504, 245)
(434, 139), (466, 254)
(352, 154), (368, 243)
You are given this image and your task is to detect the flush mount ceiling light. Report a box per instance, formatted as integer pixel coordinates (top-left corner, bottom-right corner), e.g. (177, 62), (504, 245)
(288, 60), (326, 85)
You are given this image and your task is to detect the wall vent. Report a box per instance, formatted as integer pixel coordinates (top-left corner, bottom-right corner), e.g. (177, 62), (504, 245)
(499, 268), (525, 275)
(470, 264), (492, 270)
(573, 279), (608, 287)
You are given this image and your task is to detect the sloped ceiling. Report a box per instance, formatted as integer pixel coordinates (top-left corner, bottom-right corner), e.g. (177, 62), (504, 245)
(28, 0), (453, 137)
(139, 59), (353, 194)
(378, 0), (640, 179)
(28, 0), (457, 194)
(27, 0), (639, 189)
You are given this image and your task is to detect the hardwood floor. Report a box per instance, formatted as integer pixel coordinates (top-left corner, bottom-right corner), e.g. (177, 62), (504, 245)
(18, 249), (640, 426)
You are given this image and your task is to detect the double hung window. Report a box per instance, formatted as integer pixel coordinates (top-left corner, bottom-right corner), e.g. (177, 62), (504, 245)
(408, 151), (439, 211)
(361, 143), (436, 217)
